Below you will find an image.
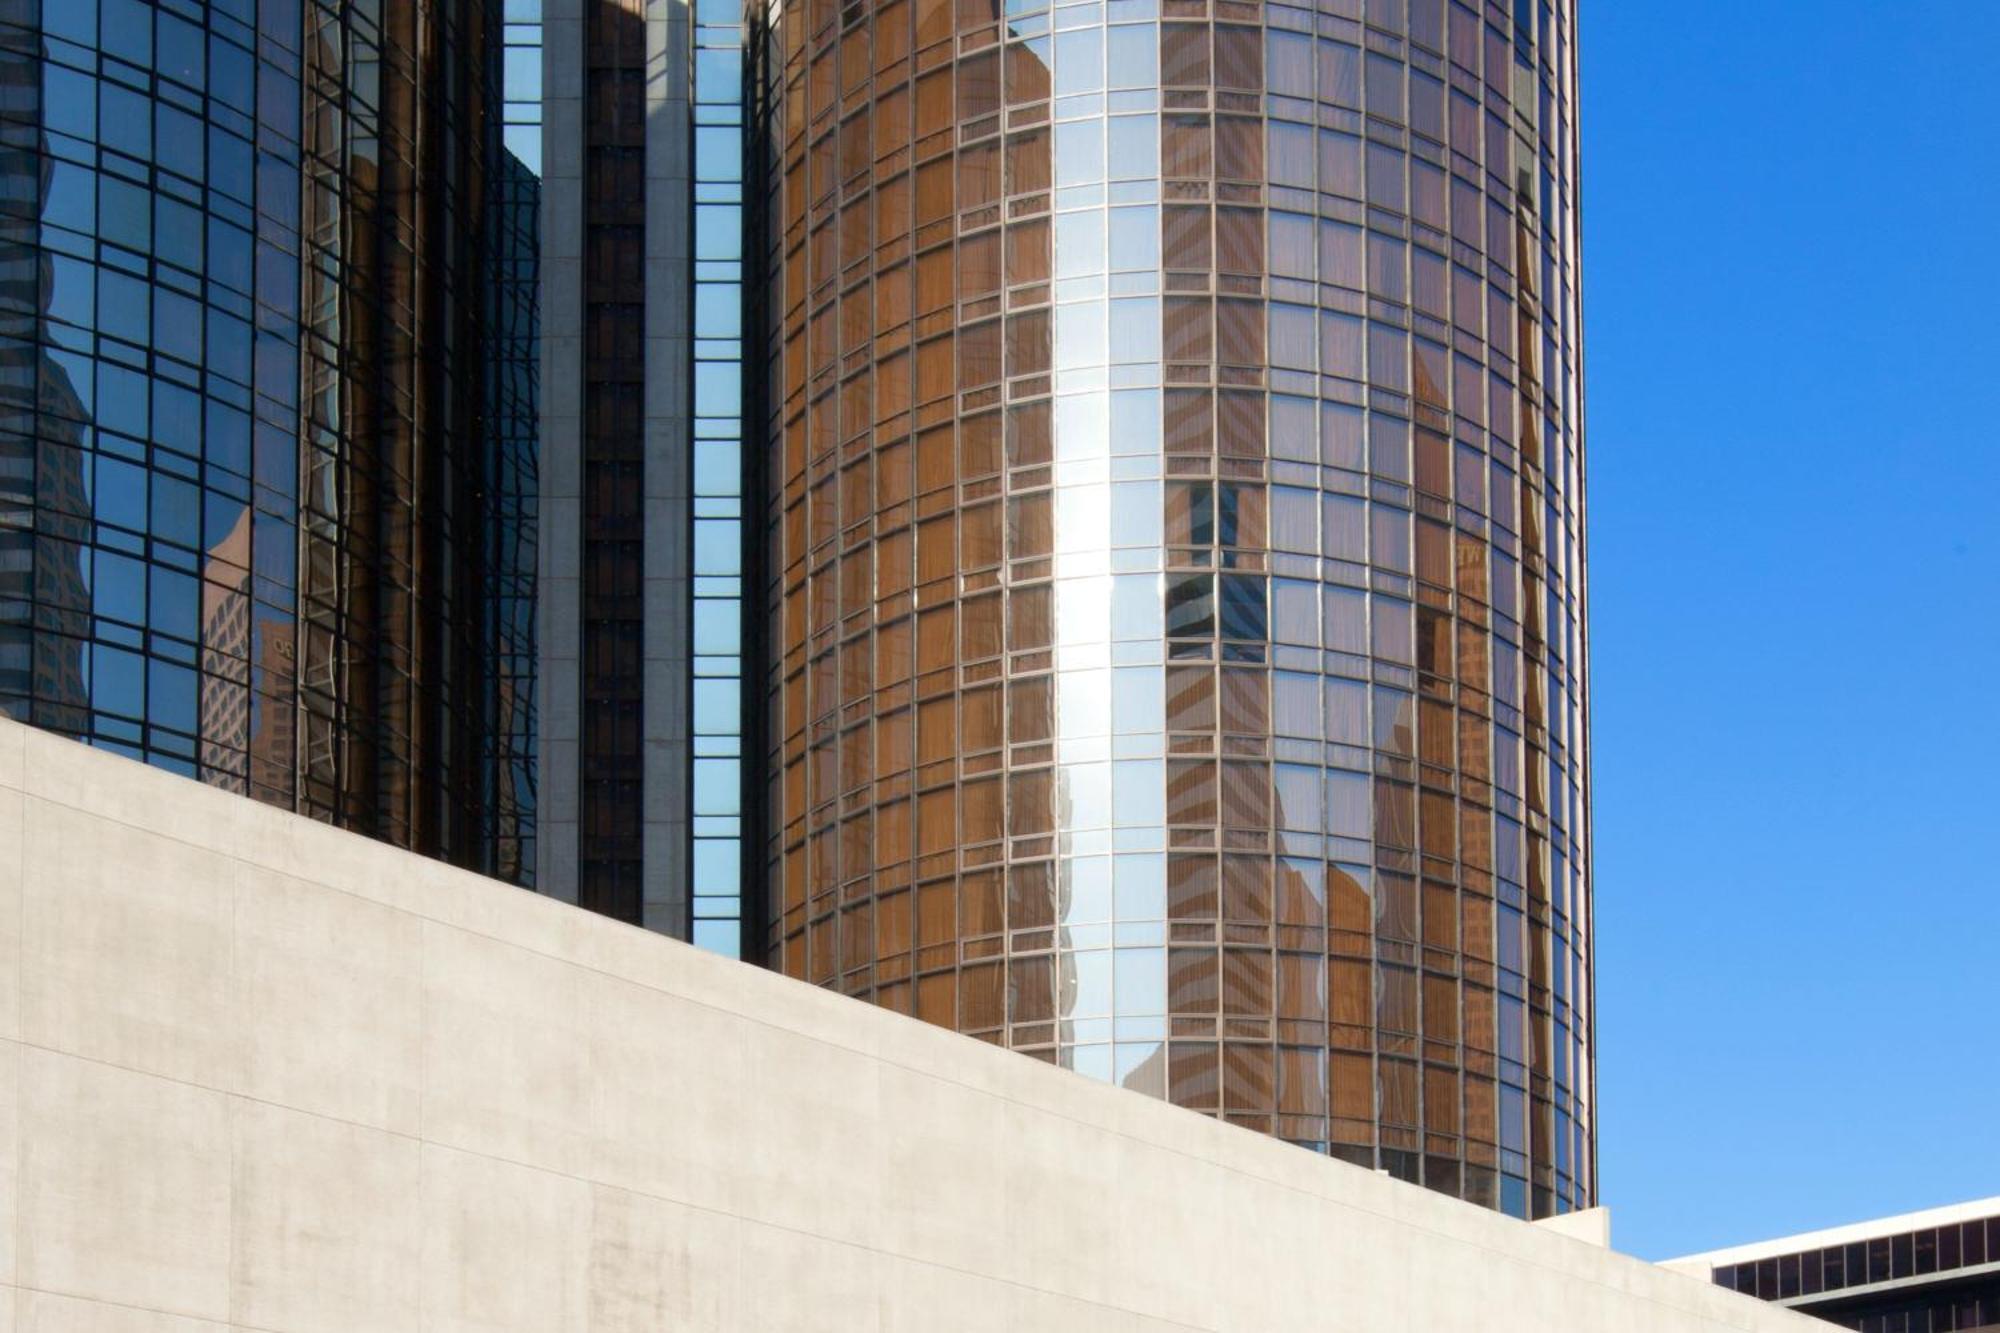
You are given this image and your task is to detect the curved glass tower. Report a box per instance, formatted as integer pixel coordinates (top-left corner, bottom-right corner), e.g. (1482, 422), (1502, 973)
(750, 0), (1588, 1217)
(0, 0), (537, 878)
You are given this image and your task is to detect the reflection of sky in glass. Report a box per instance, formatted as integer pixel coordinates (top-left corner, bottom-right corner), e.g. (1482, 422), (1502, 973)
(1047, 7), (1171, 1060)
(7, 0), (547, 864)
(753, 0), (1592, 1211)
(503, 0), (543, 174)
(690, 0), (746, 957)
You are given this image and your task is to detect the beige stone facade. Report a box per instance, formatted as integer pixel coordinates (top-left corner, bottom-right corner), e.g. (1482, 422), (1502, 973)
(0, 716), (1810, 1330)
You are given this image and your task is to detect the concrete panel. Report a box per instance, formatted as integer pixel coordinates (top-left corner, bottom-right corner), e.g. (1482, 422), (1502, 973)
(284, 818), (476, 929)
(0, 787), (19, 1042)
(229, 1101), (420, 1333)
(731, 1020), (885, 1245)
(874, 1060), (1010, 1276)
(0, 717), (21, 789)
(231, 862), (422, 1134)
(20, 798), (235, 1089)
(582, 969), (741, 1210)
(636, 0), (693, 940)
(0, 1042), (14, 1287)
(537, 0), (585, 912)
(878, 1260), (1015, 1333)
(585, 1185), (738, 1332)
(543, 6), (583, 100)
(420, 921), (591, 1177)
(538, 821), (578, 907)
(540, 495), (583, 580)
(539, 735), (579, 835)
(641, 340), (689, 426)
(637, 818), (688, 938)
(18, 731), (285, 872)
(16, 1049), (229, 1320)
(1538, 1205), (1614, 1247)
(1098, 1126), (1229, 1325)
(419, 1145), (589, 1333)
(1006, 1287), (1204, 1331)
(999, 1093), (1126, 1303)
(0, 717), (1823, 1333)
(12, 1290), (225, 1332)
(734, 1223), (881, 1333)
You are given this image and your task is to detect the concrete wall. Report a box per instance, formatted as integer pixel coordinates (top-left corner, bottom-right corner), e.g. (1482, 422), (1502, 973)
(0, 717), (1815, 1331)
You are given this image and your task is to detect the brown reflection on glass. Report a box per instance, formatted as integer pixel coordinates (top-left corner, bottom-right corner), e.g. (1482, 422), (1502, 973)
(294, 0), (519, 866)
(754, 0), (1056, 1023)
(199, 510), (254, 793)
(751, 0), (1590, 1219)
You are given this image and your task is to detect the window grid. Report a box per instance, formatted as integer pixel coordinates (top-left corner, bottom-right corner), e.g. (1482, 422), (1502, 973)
(1, 0), (532, 879)
(578, 0), (649, 919)
(1714, 1216), (2000, 1309)
(752, 0), (1590, 1220)
(691, 0), (746, 955)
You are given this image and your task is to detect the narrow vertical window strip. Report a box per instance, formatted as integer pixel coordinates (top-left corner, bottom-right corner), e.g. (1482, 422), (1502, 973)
(689, 0), (746, 956)
(486, 0), (543, 886)
(579, 0), (650, 922)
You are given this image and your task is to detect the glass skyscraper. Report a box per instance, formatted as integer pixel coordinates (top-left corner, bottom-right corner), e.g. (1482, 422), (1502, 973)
(745, 0), (1591, 1218)
(532, 0), (749, 947)
(0, 0), (537, 876)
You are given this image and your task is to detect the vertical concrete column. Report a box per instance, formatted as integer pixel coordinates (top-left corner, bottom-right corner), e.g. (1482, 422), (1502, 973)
(641, 0), (694, 935)
(536, 0), (586, 903)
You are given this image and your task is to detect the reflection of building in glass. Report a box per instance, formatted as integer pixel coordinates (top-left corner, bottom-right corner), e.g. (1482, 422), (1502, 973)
(745, 0), (1593, 1219)
(198, 507), (253, 792)
(484, 144), (541, 888)
(1668, 1199), (2000, 1333)
(0, 24), (90, 734)
(0, 0), (536, 881)
(0, 348), (92, 734)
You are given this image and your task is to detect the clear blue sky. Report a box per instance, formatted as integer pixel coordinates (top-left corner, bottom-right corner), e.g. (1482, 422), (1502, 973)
(1584, 2), (2000, 1259)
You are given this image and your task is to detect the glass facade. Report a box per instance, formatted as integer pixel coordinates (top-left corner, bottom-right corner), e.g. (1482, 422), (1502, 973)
(576, 0), (647, 920)
(692, 0), (747, 954)
(501, 0), (543, 173)
(1709, 1214), (2000, 1333)
(1, 0), (535, 877)
(483, 132), (540, 887)
(749, 0), (1590, 1216)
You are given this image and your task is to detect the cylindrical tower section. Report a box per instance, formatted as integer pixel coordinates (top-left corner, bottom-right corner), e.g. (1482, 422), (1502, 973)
(751, 0), (1589, 1219)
